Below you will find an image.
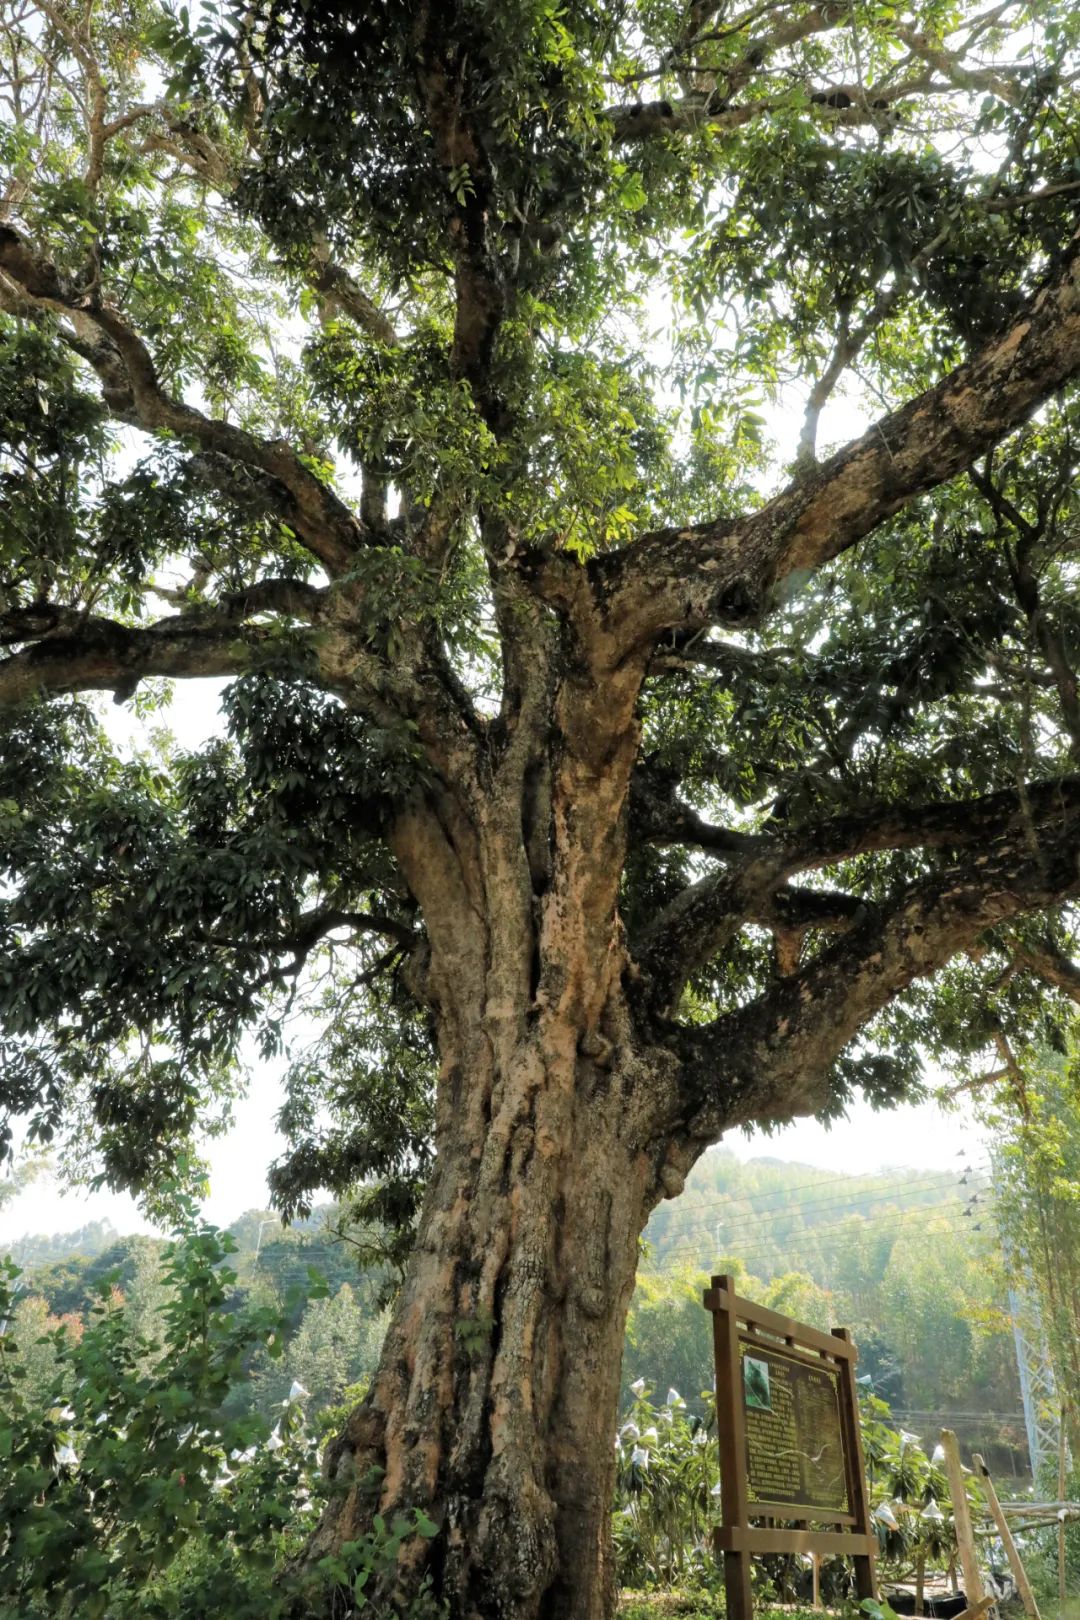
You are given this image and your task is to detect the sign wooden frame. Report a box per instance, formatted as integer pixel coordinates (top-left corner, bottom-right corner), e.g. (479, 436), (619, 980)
(704, 1274), (878, 1620)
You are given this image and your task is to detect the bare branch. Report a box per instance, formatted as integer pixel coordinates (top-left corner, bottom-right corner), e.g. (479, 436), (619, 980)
(772, 776), (1080, 872)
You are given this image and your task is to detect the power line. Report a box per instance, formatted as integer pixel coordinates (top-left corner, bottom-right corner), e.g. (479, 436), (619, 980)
(648, 1160), (987, 1235)
(647, 1163), (989, 1249)
(891, 1409), (1025, 1421)
(650, 1194), (989, 1269)
(660, 1197), (983, 1266)
(654, 1164), (952, 1219)
(652, 1172), (990, 1255)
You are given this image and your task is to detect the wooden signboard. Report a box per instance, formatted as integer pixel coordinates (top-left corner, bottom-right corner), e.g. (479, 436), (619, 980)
(704, 1275), (877, 1620)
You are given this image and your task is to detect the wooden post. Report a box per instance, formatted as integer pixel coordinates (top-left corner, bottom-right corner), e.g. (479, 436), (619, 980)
(712, 1275), (754, 1620)
(811, 1551), (821, 1609)
(940, 1429), (985, 1609)
(1058, 1407), (1067, 1604)
(835, 1326), (877, 1603)
(952, 1599), (996, 1620)
(972, 1453), (1040, 1620)
(915, 1549), (926, 1615)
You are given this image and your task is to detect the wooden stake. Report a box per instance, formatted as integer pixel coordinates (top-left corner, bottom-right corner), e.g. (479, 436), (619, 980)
(940, 1429), (985, 1610)
(952, 1597), (996, 1620)
(1058, 1406), (1067, 1604)
(915, 1548), (926, 1616)
(811, 1551), (821, 1609)
(972, 1452), (1040, 1620)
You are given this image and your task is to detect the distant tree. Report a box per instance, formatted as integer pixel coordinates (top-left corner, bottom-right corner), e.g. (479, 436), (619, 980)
(227, 1209), (285, 1258)
(988, 1048), (1080, 1448)
(0, 1154), (46, 1215)
(4, 1217), (120, 1270)
(762, 1270), (831, 1330)
(3, 2), (1080, 1614)
(8, 1293), (81, 1408)
(621, 1266), (717, 1411)
(620, 1260), (829, 1412)
(120, 1237), (174, 1366)
(878, 1217), (1004, 1410)
(283, 1284), (384, 1411)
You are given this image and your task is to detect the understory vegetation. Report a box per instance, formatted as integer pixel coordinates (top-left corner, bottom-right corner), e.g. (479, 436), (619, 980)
(2, 1213), (1066, 1619)
(1, 1143), (1052, 1617)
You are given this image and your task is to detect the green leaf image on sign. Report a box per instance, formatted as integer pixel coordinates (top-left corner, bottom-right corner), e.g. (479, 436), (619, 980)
(744, 1356), (772, 1412)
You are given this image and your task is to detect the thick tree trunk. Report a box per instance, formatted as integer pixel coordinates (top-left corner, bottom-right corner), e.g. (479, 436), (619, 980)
(304, 651), (689, 1618)
(310, 1017), (667, 1619)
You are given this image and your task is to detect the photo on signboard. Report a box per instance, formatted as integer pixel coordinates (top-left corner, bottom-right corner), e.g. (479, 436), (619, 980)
(743, 1355), (772, 1412)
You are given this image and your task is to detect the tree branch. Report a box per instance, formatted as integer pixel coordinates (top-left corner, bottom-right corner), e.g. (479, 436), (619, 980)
(634, 775), (1080, 1009)
(0, 224), (364, 577)
(0, 606), (320, 708)
(608, 73), (977, 141)
(1012, 941), (1080, 1006)
(596, 223), (1080, 650)
(634, 771), (1080, 869)
(969, 460), (1080, 760)
(220, 905), (418, 998)
(310, 236), (399, 347)
(676, 823), (1080, 1137)
(772, 776), (1080, 872)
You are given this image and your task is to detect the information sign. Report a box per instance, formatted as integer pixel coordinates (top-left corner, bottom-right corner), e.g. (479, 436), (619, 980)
(742, 1341), (849, 1514)
(703, 1274), (877, 1620)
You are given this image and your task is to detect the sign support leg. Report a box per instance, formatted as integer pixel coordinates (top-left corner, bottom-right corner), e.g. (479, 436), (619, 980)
(834, 1326), (877, 1603)
(712, 1276), (754, 1620)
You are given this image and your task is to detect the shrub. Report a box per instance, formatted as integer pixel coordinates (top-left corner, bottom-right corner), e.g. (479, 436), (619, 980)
(0, 1219), (438, 1618)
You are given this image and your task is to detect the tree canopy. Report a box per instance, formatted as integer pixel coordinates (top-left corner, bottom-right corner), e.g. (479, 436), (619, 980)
(4, 1), (1080, 1612)
(1, 0), (1079, 1212)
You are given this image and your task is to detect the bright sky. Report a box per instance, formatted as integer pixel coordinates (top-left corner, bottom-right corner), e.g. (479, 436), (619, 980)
(0, 1085), (990, 1247)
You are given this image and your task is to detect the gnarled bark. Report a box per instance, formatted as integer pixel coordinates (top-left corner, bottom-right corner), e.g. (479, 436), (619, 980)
(304, 660), (686, 1619)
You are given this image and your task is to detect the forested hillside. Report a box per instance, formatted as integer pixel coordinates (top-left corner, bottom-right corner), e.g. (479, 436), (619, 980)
(3, 1148), (1024, 1474)
(626, 1148), (1024, 1476)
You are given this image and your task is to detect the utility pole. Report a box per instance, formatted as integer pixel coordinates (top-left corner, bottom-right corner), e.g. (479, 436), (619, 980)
(989, 1147), (1063, 1482)
(1008, 1281), (1062, 1481)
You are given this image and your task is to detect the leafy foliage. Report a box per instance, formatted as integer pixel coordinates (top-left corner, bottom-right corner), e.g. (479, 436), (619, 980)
(0, 1213), (439, 1618)
(0, 0), (1077, 1235)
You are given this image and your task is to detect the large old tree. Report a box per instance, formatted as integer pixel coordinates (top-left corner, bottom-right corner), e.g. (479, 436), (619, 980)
(3, 0), (1080, 1613)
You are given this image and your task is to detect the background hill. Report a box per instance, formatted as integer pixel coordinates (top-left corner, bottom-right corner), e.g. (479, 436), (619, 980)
(3, 1147), (1024, 1475)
